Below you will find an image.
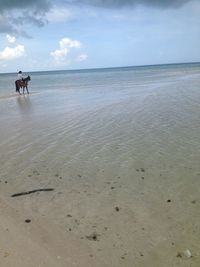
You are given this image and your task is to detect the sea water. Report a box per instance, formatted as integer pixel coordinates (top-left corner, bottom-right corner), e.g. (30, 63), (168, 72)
(1, 63), (200, 266)
(1, 63), (200, 170)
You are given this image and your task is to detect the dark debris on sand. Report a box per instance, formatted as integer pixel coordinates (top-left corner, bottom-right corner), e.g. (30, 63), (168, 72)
(86, 232), (100, 241)
(11, 188), (54, 197)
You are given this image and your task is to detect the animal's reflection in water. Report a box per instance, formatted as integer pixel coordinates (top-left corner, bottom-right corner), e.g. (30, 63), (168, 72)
(16, 95), (32, 114)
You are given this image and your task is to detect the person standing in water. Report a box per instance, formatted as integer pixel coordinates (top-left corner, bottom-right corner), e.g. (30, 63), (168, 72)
(15, 71), (23, 93)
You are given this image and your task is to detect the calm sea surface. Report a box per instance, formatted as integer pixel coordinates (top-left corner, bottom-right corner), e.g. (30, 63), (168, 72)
(1, 63), (200, 97)
(1, 63), (200, 174)
(1, 63), (200, 266)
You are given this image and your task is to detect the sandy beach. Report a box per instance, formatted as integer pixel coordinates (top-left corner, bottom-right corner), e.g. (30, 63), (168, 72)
(1, 66), (200, 266)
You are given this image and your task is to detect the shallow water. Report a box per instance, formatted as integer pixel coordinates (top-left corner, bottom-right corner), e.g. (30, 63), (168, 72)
(1, 63), (200, 173)
(1, 63), (200, 266)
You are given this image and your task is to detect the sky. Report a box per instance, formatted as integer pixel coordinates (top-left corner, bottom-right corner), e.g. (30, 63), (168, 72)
(0, 0), (200, 72)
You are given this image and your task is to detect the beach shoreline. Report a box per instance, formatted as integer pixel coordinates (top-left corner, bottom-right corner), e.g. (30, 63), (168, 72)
(0, 65), (200, 266)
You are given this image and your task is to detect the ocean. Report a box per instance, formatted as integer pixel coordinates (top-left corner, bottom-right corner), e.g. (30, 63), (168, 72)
(1, 63), (200, 168)
(1, 63), (200, 266)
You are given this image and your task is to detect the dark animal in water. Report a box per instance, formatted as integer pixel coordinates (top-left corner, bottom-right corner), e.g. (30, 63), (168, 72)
(16, 76), (31, 94)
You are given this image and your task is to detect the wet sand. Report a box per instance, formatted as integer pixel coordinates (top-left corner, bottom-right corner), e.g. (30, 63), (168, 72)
(0, 81), (200, 266)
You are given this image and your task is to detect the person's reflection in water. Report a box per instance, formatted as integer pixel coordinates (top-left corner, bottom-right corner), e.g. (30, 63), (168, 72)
(16, 95), (32, 115)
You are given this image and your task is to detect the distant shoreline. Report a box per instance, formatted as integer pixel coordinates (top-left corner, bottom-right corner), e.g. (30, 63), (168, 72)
(1, 61), (200, 75)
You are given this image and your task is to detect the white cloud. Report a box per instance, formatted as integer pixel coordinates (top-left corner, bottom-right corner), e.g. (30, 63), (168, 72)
(6, 34), (16, 43)
(60, 38), (81, 49)
(47, 7), (74, 22)
(0, 45), (25, 60)
(76, 53), (88, 61)
(50, 37), (81, 65)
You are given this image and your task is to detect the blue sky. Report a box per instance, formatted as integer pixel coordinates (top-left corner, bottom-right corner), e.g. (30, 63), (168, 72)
(0, 0), (200, 72)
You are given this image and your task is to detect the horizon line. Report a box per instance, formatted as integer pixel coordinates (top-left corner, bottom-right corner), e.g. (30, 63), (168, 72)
(1, 61), (200, 75)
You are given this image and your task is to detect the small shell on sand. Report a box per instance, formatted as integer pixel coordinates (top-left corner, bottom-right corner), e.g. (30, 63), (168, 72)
(184, 249), (192, 258)
(176, 249), (192, 259)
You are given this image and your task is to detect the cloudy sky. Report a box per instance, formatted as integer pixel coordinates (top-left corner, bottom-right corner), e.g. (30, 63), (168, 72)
(0, 0), (199, 72)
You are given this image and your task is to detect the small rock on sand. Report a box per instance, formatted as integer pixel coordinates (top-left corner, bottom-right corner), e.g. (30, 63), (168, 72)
(86, 232), (100, 241)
